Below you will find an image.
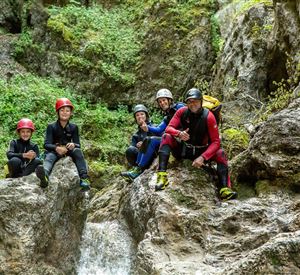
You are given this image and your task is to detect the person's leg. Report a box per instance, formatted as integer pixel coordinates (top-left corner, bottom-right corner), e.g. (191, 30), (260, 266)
(210, 148), (237, 200)
(7, 157), (22, 178)
(156, 134), (181, 191)
(22, 158), (42, 176)
(125, 146), (139, 167)
(43, 152), (59, 177)
(68, 148), (90, 190)
(138, 137), (161, 169)
(68, 148), (88, 178)
(36, 152), (58, 188)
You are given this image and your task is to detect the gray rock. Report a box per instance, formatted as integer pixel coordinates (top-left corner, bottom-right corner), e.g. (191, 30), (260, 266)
(0, 157), (87, 275)
(231, 97), (300, 185)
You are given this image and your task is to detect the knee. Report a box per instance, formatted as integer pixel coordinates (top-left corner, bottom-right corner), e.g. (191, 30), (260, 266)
(31, 158), (42, 166)
(70, 148), (83, 157)
(161, 133), (173, 144)
(126, 146), (138, 156)
(8, 157), (22, 167)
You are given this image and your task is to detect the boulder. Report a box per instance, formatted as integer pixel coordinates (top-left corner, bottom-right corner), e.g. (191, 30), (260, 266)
(0, 157), (87, 275)
(231, 97), (300, 186)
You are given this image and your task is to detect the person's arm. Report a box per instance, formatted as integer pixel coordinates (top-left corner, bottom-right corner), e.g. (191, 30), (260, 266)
(44, 124), (57, 152)
(147, 119), (167, 136)
(201, 111), (221, 161)
(165, 107), (187, 137)
(71, 125), (81, 148)
(6, 140), (23, 160)
(32, 143), (40, 158)
(130, 133), (139, 147)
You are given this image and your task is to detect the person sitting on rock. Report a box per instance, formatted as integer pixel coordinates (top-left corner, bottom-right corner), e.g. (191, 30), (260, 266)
(35, 98), (90, 191)
(155, 88), (237, 201)
(6, 118), (44, 185)
(121, 104), (162, 180)
(153, 88), (185, 133)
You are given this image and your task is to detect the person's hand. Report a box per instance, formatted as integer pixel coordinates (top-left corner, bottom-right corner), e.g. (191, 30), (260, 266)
(192, 156), (205, 168)
(178, 128), (190, 141)
(140, 121), (148, 132)
(66, 143), (75, 150)
(136, 141), (143, 149)
(23, 150), (36, 160)
(56, 146), (68, 156)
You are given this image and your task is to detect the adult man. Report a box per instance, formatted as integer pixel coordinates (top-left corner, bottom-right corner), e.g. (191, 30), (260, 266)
(155, 88), (237, 201)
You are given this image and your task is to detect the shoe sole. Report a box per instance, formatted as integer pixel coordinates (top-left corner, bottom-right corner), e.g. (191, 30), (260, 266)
(155, 182), (169, 191)
(221, 193), (238, 201)
(36, 166), (48, 188)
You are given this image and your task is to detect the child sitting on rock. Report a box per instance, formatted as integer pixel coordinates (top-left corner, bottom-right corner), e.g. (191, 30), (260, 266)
(6, 118), (45, 186)
(35, 98), (90, 191)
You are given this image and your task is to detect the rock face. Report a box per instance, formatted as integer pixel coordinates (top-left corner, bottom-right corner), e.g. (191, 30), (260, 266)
(89, 160), (300, 274)
(0, 157), (87, 275)
(231, 97), (300, 185)
(212, 0), (300, 126)
(0, 0), (23, 33)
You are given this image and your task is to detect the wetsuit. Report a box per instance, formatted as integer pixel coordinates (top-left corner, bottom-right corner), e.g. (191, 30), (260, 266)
(158, 106), (232, 188)
(6, 139), (42, 178)
(43, 120), (88, 179)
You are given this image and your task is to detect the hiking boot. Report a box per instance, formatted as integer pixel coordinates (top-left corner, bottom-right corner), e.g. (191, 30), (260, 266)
(120, 167), (142, 180)
(80, 178), (91, 191)
(155, 171), (169, 191)
(219, 187), (238, 201)
(35, 165), (49, 188)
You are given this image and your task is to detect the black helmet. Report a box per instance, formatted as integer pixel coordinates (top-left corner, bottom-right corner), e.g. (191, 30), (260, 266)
(185, 88), (203, 102)
(133, 104), (149, 117)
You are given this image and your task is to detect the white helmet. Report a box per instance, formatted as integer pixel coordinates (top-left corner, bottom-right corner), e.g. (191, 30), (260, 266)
(155, 88), (173, 101)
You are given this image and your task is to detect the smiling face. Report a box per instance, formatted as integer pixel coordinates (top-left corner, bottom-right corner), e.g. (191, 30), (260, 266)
(157, 97), (171, 111)
(58, 106), (72, 122)
(18, 128), (32, 141)
(135, 111), (147, 125)
(186, 98), (202, 113)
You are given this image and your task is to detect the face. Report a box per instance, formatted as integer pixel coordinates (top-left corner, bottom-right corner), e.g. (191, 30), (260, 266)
(18, 128), (32, 141)
(157, 98), (170, 111)
(135, 111), (147, 125)
(58, 106), (72, 121)
(187, 98), (202, 113)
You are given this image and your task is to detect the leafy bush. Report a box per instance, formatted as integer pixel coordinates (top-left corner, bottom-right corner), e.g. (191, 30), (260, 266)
(46, 4), (141, 86)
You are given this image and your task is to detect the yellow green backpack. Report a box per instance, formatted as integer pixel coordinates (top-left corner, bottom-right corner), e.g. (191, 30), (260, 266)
(202, 95), (222, 125)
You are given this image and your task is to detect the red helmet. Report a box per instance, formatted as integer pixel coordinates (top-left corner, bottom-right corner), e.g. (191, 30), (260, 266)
(16, 118), (35, 132)
(55, 98), (74, 112)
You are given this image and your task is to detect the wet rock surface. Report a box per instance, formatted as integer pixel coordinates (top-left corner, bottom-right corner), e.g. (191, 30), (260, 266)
(0, 157), (87, 275)
(98, 160), (300, 274)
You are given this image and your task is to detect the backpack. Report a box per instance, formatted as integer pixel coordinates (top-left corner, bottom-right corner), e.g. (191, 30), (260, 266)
(202, 95), (222, 125)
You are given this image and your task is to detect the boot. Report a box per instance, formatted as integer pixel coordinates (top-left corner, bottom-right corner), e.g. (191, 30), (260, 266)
(121, 166), (142, 180)
(155, 171), (169, 191)
(80, 178), (91, 191)
(35, 165), (49, 188)
(219, 187), (238, 201)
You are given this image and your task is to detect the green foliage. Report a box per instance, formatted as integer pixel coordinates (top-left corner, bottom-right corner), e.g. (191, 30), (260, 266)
(222, 128), (250, 159)
(46, 4), (141, 86)
(234, 0), (272, 17)
(210, 15), (223, 55)
(255, 53), (300, 122)
(0, 74), (134, 178)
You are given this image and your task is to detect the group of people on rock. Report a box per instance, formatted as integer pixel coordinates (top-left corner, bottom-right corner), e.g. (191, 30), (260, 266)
(121, 88), (237, 201)
(6, 98), (90, 191)
(6, 88), (237, 201)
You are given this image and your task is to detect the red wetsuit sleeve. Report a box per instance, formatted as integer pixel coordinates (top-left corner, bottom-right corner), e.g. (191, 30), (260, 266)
(165, 107), (188, 136)
(201, 111), (221, 160)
